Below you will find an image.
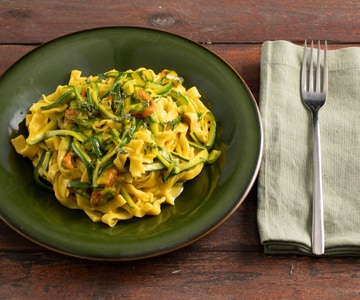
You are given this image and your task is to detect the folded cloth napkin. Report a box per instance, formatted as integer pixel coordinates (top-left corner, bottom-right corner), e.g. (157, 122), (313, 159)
(257, 40), (360, 256)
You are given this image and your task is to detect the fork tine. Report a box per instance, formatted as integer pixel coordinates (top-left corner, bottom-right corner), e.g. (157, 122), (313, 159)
(316, 41), (321, 93)
(323, 41), (328, 94)
(309, 40), (314, 93)
(301, 40), (307, 96)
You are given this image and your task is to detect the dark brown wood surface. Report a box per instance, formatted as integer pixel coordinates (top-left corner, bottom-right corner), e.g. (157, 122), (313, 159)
(1, 1), (360, 299)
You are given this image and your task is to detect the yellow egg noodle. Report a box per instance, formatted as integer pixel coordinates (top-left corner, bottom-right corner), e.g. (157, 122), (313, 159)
(11, 68), (221, 227)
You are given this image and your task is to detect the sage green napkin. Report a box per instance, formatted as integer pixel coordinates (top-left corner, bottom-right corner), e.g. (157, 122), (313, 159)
(257, 40), (360, 256)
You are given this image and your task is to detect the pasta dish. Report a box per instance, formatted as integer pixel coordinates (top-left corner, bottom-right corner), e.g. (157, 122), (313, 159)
(11, 68), (221, 227)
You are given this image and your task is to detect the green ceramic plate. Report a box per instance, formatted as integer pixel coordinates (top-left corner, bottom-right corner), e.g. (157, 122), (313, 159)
(0, 27), (262, 260)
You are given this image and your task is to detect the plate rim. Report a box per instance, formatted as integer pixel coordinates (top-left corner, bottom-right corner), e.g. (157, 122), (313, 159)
(0, 26), (263, 261)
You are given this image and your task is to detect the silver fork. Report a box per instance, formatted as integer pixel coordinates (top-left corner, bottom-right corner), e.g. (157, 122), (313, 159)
(301, 40), (328, 255)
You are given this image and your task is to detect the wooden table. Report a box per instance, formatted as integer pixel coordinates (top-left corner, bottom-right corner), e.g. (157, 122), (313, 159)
(2, 1), (360, 299)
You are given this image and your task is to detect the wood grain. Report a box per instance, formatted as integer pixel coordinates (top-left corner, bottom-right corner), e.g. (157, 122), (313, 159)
(1, 0), (360, 44)
(2, 249), (360, 299)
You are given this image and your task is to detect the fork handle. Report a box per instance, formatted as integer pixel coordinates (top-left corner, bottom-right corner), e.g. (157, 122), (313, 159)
(311, 111), (325, 255)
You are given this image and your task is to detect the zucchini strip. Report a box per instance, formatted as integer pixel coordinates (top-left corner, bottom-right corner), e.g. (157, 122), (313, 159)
(119, 118), (143, 148)
(90, 135), (103, 158)
(26, 119), (58, 145)
(45, 129), (87, 142)
(40, 89), (75, 110)
(67, 181), (92, 189)
(71, 140), (93, 177)
(171, 151), (190, 162)
(207, 149), (222, 164)
(120, 187), (138, 209)
(143, 162), (164, 172)
(178, 150), (208, 173)
(204, 110), (217, 148)
(91, 147), (117, 187)
(90, 86), (123, 122)
(33, 151), (53, 190)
